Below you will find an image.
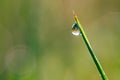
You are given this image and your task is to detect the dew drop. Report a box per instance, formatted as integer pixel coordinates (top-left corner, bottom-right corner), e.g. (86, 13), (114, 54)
(72, 22), (81, 36)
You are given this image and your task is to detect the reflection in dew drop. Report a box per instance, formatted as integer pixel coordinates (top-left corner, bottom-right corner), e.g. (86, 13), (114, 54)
(72, 30), (80, 36)
(72, 22), (81, 36)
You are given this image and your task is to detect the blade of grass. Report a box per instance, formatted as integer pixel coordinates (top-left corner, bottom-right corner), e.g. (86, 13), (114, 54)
(73, 11), (108, 80)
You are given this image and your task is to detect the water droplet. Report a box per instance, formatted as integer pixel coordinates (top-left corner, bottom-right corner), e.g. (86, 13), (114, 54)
(72, 22), (81, 36)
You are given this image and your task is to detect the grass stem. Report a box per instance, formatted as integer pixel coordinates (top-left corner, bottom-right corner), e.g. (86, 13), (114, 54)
(73, 11), (108, 80)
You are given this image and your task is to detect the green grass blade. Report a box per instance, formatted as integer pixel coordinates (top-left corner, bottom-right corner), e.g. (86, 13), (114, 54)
(73, 11), (108, 80)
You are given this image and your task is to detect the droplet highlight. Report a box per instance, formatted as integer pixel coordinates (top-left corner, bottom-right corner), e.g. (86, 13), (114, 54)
(72, 22), (81, 36)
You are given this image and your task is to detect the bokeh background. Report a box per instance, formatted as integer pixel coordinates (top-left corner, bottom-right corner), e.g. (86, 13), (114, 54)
(0, 0), (120, 80)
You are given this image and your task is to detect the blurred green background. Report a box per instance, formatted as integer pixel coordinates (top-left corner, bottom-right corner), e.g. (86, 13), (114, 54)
(0, 0), (120, 80)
